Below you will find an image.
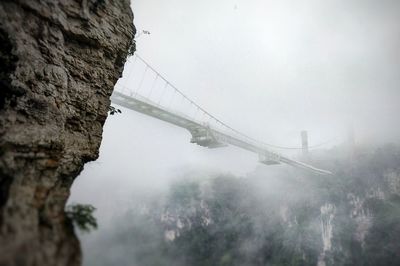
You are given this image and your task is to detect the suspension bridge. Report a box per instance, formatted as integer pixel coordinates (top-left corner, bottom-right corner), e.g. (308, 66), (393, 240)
(111, 54), (332, 175)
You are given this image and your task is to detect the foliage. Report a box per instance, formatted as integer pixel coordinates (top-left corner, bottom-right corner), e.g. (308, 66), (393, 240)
(84, 144), (400, 266)
(66, 204), (97, 233)
(363, 194), (400, 266)
(108, 105), (122, 115)
(127, 38), (136, 57)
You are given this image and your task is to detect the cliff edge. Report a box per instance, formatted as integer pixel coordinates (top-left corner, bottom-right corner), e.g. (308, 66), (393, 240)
(0, 1), (134, 265)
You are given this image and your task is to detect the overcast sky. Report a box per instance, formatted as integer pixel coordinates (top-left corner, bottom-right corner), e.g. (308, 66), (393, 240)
(131, 0), (400, 145)
(70, 0), (400, 243)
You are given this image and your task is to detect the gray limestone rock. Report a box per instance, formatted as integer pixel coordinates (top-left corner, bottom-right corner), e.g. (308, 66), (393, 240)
(0, 1), (135, 265)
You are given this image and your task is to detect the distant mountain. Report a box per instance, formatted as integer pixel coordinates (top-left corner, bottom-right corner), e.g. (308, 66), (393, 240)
(84, 144), (400, 266)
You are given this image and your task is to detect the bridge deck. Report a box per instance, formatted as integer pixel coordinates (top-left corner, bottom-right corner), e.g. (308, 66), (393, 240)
(111, 91), (332, 175)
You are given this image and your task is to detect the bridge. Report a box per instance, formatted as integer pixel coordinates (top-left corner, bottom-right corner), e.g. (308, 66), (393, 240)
(111, 54), (332, 175)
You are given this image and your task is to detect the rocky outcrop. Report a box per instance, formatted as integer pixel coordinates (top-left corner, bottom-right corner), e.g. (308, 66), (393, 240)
(0, 0), (134, 265)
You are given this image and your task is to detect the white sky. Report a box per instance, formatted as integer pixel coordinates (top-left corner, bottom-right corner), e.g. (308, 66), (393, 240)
(131, 0), (400, 145)
(70, 0), (400, 231)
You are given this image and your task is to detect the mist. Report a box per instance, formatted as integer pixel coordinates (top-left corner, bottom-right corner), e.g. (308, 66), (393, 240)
(69, 0), (400, 265)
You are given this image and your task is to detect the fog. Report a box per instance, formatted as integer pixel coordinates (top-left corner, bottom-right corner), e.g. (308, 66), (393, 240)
(128, 0), (400, 145)
(69, 0), (400, 265)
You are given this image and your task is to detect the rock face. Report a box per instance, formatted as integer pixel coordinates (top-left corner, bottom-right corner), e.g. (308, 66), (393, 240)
(0, 1), (134, 265)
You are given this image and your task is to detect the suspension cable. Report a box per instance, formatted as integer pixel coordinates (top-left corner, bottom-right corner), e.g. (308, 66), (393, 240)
(132, 54), (336, 151)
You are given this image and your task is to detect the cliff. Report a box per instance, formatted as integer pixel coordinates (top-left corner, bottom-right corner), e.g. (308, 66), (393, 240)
(0, 0), (134, 265)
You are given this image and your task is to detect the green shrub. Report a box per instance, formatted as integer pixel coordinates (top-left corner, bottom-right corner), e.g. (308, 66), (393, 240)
(66, 204), (98, 233)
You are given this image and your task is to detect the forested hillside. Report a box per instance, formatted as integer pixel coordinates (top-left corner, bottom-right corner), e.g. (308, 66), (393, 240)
(83, 144), (400, 266)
